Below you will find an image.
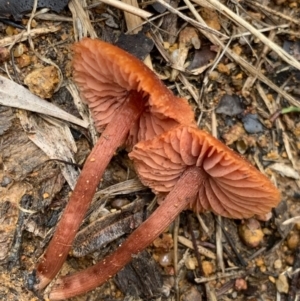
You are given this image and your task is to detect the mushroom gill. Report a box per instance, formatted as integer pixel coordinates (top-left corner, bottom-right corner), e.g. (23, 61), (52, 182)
(130, 125), (281, 219)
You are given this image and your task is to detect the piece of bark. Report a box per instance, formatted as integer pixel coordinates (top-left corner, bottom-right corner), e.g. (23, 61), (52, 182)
(160, 0), (179, 44)
(0, 106), (66, 261)
(115, 250), (163, 299)
(72, 198), (146, 257)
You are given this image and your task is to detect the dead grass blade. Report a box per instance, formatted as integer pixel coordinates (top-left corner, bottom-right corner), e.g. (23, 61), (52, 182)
(94, 0), (152, 19)
(0, 76), (88, 128)
(95, 178), (146, 198)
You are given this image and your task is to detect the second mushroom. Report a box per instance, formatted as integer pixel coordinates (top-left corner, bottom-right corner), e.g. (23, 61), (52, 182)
(48, 125), (280, 300)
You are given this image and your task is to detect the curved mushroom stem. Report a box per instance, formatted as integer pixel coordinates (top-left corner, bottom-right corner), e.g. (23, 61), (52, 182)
(35, 91), (145, 290)
(48, 166), (204, 300)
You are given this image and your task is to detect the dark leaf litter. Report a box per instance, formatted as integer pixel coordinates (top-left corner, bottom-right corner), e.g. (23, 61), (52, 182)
(0, 0), (69, 20)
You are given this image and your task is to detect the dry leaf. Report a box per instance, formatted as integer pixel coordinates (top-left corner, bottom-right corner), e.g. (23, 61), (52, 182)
(0, 76), (88, 128)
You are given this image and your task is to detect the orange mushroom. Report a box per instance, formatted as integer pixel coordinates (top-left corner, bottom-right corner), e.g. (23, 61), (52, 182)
(34, 38), (195, 290)
(48, 125), (280, 300)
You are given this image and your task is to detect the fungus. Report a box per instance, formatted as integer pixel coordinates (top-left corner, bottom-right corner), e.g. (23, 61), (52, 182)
(35, 38), (195, 290)
(48, 125), (280, 300)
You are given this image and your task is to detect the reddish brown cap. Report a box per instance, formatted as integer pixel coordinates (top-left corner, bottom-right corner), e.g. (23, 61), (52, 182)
(129, 126), (281, 219)
(72, 38), (195, 145)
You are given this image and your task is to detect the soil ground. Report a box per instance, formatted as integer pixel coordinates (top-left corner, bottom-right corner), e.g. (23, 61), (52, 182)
(0, 0), (300, 300)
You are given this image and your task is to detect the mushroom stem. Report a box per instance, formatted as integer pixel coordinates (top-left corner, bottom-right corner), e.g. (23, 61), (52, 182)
(35, 91), (145, 290)
(48, 166), (204, 300)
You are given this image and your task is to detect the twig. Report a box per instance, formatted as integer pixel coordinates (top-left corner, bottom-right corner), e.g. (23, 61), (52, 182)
(178, 235), (216, 259)
(195, 269), (245, 283)
(88, 0), (152, 19)
(0, 26), (60, 47)
(216, 217), (247, 267)
(196, 213), (209, 235)
(188, 214), (203, 275)
(173, 216), (180, 275)
(282, 216), (300, 225)
(216, 216), (225, 273)
(229, 24), (290, 39)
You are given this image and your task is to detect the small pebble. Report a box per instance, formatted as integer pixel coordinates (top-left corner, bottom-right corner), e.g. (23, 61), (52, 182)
(239, 218), (264, 248)
(13, 43), (25, 57)
(242, 114), (264, 134)
(262, 228), (272, 235)
(202, 260), (215, 276)
(208, 70), (219, 80)
(153, 233), (173, 251)
(159, 252), (173, 267)
(269, 276), (276, 283)
(43, 192), (50, 199)
(259, 265), (267, 273)
(1, 176), (12, 187)
(274, 259), (282, 270)
(255, 257), (265, 267)
(24, 66), (59, 99)
(231, 291), (238, 299)
(287, 231), (300, 250)
(6, 26), (17, 36)
(185, 256), (197, 270)
(216, 94), (243, 116)
(235, 278), (247, 291)
(276, 274), (289, 294)
(0, 47), (10, 63)
(217, 63), (230, 75)
(17, 54), (31, 68)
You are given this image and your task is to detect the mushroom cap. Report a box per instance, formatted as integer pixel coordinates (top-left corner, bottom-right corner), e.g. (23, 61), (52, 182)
(129, 125), (281, 219)
(72, 38), (195, 145)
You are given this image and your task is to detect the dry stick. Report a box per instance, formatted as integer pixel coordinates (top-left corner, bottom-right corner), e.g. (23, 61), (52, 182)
(177, 236), (216, 259)
(87, 0), (152, 19)
(173, 216), (180, 301)
(35, 92), (145, 290)
(0, 26), (60, 47)
(173, 216), (180, 275)
(49, 166), (203, 300)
